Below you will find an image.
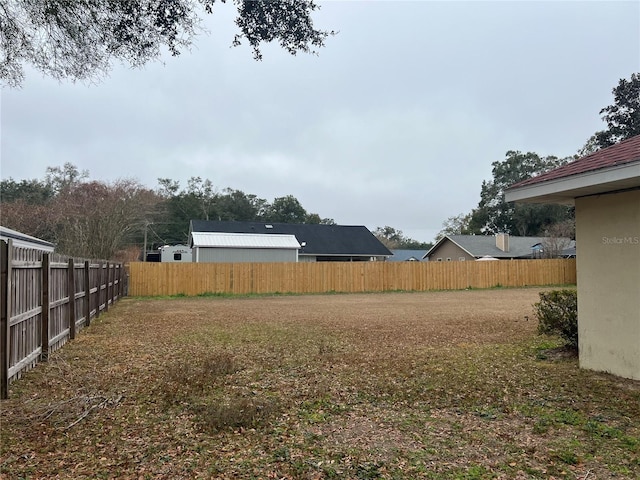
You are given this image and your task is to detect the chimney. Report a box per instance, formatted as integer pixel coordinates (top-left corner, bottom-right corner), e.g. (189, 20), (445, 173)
(496, 233), (509, 252)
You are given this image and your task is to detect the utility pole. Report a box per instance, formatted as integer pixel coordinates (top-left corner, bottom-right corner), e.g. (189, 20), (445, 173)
(143, 221), (148, 262)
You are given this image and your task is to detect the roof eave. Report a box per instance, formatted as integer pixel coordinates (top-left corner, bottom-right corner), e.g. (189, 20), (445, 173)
(0, 227), (56, 251)
(505, 161), (640, 204)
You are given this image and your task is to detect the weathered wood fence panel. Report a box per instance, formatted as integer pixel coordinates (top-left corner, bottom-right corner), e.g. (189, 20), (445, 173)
(128, 258), (576, 297)
(0, 240), (124, 399)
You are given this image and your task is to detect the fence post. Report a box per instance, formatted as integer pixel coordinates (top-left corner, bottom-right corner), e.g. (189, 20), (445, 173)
(122, 263), (128, 297)
(105, 262), (110, 312)
(41, 253), (50, 361)
(95, 262), (101, 319)
(1, 240), (12, 399)
(115, 264), (120, 298)
(118, 263), (123, 298)
(84, 261), (91, 327)
(68, 258), (76, 340)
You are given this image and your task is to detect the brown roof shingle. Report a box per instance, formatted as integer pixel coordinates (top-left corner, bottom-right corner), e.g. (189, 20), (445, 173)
(509, 135), (640, 189)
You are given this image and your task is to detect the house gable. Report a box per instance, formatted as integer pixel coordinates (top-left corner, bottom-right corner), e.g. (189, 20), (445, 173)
(424, 238), (474, 261)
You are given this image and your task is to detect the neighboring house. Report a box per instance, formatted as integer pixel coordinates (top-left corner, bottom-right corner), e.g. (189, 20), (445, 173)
(189, 220), (392, 263)
(423, 233), (572, 261)
(388, 249), (429, 262)
(0, 226), (55, 253)
(506, 134), (640, 381)
(159, 244), (192, 263)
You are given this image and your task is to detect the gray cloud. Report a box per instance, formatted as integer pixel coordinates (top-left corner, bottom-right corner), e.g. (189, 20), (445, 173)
(2, 1), (638, 242)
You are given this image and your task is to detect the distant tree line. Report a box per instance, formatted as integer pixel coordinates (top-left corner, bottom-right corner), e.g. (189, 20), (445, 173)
(152, 176), (335, 246)
(0, 164), (432, 259)
(0, 163), (336, 260)
(373, 226), (432, 250)
(436, 73), (639, 243)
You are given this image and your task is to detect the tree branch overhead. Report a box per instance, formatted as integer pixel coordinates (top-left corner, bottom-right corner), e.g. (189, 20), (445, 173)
(0, 0), (335, 87)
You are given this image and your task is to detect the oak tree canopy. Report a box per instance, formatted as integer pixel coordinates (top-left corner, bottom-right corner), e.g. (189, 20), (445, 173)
(0, 0), (334, 87)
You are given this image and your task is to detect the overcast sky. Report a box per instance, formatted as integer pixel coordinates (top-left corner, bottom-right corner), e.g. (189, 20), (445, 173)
(1, 1), (638, 243)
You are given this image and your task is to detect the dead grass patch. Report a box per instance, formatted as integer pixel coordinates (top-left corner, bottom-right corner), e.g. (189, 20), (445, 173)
(1, 288), (638, 479)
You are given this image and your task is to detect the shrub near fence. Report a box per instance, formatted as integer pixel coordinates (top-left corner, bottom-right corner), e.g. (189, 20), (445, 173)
(128, 258), (576, 297)
(0, 240), (124, 399)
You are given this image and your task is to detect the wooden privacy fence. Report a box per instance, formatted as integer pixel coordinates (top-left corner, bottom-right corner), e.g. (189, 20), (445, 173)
(0, 240), (124, 399)
(129, 258), (576, 297)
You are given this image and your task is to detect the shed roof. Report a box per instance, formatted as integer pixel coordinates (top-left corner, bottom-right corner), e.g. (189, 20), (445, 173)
(189, 220), (392, 257)
(191, 232), (301, 249)
(506, 135), (640, 204)
(0, 226), (55, 252)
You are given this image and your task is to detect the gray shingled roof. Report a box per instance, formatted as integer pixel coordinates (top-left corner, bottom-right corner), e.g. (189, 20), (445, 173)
(425, 235), (571, 259)
(389, 249), (429, 261)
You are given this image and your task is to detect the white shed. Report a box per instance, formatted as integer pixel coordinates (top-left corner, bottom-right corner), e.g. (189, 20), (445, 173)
(159, 244), (192, 263)
(190, 232), (301, 263)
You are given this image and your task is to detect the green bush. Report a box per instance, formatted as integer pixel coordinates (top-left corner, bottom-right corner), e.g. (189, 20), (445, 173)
(534, 289), (578, 348)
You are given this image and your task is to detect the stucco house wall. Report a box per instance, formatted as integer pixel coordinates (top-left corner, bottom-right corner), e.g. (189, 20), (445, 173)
(575, 189), (640, 380)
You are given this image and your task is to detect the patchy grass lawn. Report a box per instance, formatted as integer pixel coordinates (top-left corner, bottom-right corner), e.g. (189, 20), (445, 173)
(1, 288), (638, 479)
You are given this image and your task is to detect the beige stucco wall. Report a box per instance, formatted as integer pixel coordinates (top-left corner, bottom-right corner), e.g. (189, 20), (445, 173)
(575, 189), (640, 380)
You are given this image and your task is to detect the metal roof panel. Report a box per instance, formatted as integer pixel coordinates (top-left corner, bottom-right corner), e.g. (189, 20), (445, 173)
(191, 232), (301, 249)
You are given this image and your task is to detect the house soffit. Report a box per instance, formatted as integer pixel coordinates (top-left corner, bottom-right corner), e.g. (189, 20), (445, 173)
(505, 161), (640, 204)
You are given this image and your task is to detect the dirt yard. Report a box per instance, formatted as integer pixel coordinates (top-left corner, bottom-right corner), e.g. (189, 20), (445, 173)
(1, 288), (638, 479)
